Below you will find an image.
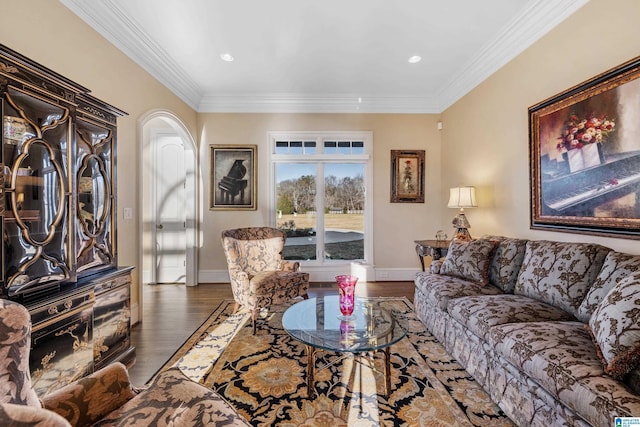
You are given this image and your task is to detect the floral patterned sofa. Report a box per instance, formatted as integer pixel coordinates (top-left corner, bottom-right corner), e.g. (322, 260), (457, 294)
(414, 236), (640, 427)
(0, 298), (251, 426)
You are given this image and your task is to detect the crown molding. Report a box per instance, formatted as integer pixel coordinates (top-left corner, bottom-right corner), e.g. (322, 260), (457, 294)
(198, 94), (440, 114)
(437, 0), (589, 111)
(61, 0), (587, 114)
(60, 0), (202, 109)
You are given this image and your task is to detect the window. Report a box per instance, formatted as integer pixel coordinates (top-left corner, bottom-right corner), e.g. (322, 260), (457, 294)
(270, 132), (372, 268)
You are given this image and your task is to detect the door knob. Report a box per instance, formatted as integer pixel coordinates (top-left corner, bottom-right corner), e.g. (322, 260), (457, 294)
(156, 224), (164, 229)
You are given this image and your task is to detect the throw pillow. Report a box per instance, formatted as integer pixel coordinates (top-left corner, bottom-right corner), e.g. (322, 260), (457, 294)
(482, 235), (528, 293)
(440, 238), (498, 286)
(577, 251), (640, 322)
(514, 240), (610, 318)
(588, 272), (640, 379)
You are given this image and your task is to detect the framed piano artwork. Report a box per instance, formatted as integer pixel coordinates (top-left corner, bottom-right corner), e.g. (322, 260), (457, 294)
(529, 56), (640, 239)
(210, 145), (257, 210)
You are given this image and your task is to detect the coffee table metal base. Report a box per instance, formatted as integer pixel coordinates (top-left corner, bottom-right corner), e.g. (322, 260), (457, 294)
(304, 344), (392, 398)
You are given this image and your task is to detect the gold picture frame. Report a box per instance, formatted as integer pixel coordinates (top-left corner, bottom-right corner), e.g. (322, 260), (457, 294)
(210, 145), (257, 210)
(529, 56), (640, 239)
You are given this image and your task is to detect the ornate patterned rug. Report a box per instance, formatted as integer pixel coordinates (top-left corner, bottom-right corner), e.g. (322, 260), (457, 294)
(158, 297), (514, 426)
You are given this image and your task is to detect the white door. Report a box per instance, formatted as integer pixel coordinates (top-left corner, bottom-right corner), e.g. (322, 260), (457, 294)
(154, 134), (187, 283)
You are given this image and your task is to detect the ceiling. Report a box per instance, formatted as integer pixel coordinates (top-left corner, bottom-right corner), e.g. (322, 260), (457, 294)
(60, 0), (588, 113)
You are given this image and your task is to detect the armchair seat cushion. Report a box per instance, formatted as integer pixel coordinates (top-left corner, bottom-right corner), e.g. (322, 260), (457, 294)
(247, 271), (310, 310)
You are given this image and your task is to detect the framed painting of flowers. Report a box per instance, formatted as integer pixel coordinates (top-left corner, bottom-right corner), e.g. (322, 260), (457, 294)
(390, 149), (425, 203)
(529, 55), (640, 239)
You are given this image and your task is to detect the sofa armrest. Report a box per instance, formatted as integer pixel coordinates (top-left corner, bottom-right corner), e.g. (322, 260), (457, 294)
(41, 362), (138, 427)
(0, 402), (71, 427)
(429, 259), (444, 274)
(281, 260), (300, 271)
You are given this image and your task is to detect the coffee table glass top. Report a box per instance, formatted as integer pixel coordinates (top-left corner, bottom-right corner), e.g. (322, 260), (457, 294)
(282, 296), (406, 353)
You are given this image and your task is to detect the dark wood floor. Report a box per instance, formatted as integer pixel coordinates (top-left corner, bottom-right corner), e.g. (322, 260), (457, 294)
(128, 281), (415, 385)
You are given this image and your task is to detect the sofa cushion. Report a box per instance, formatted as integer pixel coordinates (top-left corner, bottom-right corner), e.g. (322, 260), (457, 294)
(483, 236), (527, 293)
(577, 251), (640, 322)
(514, 240), (610, 318)
(588, 273), (640, 379)
(447, 294), (574, 340)
(414, 272), (503, 311)
(489, 321), (640, 424)
(440, 238), (498, 285)
(94, 367), (250, 426)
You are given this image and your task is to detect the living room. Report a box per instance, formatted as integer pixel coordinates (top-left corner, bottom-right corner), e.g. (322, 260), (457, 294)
(2, 0), (638, 309)
(2, 0), (640, 426)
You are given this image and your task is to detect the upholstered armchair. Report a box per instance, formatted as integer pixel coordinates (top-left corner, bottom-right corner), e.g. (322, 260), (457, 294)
(0, 298), (251, 427)
(221, 227), (310, 333)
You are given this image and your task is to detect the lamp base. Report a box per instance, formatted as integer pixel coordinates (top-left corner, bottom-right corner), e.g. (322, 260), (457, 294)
(452, 228), (472, 241)
(452, 212), (472, 241)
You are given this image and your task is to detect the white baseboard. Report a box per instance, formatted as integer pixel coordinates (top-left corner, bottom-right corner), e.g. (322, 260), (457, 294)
(374, 268), (420, 281)
(198, 267), (419, 283)
(198, 270), (232, 283)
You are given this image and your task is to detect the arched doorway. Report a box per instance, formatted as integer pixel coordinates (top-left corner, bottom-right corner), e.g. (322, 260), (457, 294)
(138, 110), (199, 287)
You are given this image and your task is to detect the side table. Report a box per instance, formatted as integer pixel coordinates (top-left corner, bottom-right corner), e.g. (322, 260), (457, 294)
(414, 239), (451, 272)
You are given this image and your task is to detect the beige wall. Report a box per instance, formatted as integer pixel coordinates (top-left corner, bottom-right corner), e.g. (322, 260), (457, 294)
(441, 0), (640, 255)
(0, 0), (199, 308)
(4, 0), (639, 311)
(198, 113), (442, 272)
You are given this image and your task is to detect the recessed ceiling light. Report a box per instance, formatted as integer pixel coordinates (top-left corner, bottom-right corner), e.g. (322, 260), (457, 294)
(408, 55), (422, 64)
(220, 53), (234, 62)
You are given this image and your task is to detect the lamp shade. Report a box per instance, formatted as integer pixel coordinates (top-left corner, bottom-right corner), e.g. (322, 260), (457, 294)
(447, 186), (477, 209)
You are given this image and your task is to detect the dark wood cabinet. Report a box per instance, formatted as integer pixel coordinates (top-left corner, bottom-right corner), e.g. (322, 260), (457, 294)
(92, 267), (134, 370)
(0, 44), (134, 395)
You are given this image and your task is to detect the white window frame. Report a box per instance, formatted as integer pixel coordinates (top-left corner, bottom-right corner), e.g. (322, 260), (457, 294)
(268, 131), (374, 274)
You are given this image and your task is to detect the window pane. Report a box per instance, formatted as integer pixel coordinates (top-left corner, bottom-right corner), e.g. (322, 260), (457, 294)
(275, 141), (288, 154)
(324, 141), (337, 154)
(352, 141), (364, 154)
(275, 163), (317, 261)
(303, 141), (316, 154)
(290, 141), (303, 154)
(324, 163), (364, 260)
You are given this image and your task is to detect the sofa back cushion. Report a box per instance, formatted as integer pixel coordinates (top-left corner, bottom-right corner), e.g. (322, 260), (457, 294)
(577, 251), (640, 322)
(440, 238), (498, 285)
(483, 236), (528, 293)
(514, 240), (610, 317)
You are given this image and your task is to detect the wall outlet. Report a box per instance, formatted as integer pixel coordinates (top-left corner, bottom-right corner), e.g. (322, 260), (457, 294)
(123, 207), (133, 220)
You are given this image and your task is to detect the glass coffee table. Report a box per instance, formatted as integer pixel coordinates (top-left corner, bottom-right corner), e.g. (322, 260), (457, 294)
(282, 295), (407, 397)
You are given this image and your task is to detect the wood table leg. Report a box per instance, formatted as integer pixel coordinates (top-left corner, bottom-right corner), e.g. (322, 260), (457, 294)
(384, 346), (391, 396)
(306, 344), (315, 398)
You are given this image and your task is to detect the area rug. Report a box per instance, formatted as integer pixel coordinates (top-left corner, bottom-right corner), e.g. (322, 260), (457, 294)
(158, 297), (514, 427)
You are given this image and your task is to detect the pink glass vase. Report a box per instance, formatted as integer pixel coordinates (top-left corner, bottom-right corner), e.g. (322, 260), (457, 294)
(336, 275), (359, 317)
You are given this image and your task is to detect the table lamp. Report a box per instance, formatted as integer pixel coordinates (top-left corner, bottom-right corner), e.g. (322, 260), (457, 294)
(447, 186), (477, 240)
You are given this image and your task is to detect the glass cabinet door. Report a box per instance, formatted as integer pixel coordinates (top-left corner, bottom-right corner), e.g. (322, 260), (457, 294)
(2, 86), (73, 296)
(75, 118), (115, 275)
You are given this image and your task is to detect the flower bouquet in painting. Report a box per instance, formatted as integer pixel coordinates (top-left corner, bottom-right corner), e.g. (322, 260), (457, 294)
(557, 113), (615, 172)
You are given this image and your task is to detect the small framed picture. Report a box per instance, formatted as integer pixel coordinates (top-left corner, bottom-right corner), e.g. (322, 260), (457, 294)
(390, 149), (425, 203)
(210, 145), (257, 210)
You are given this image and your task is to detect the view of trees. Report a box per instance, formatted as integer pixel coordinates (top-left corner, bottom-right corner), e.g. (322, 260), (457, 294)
(277, 174), (365, 214)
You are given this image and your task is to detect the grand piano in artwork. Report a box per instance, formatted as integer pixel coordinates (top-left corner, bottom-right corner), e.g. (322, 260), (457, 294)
(218, 159), (248, 204)
(541, 150), (640, 217)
